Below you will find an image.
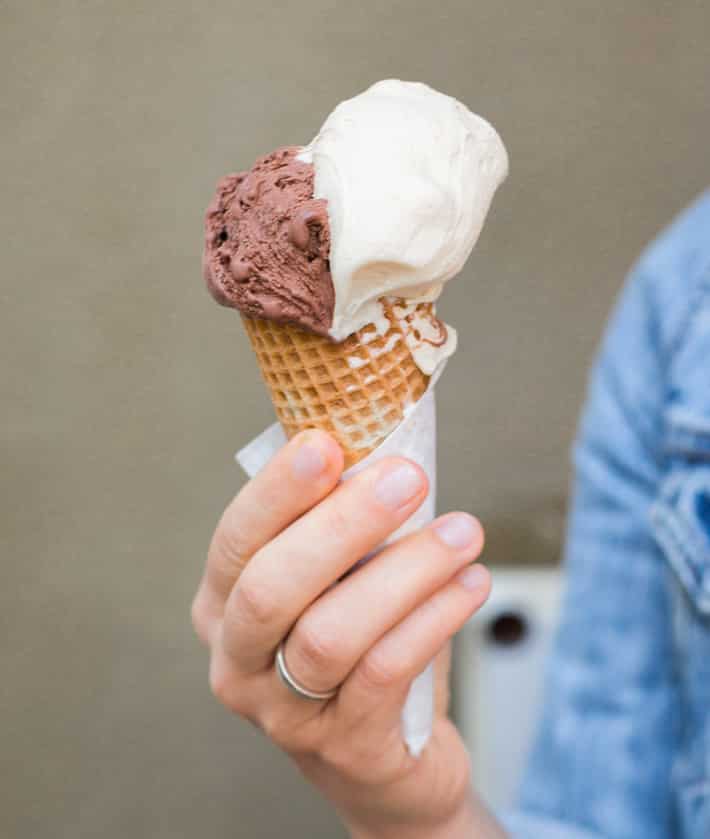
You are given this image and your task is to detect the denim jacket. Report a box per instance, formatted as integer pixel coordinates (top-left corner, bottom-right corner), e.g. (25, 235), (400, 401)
(503, 190), (710, 839)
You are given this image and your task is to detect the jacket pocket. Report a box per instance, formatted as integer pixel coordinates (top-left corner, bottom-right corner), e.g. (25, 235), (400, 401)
(650, 466), (710, 616)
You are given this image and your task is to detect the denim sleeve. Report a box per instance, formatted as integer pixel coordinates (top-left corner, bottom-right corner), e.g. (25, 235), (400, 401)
(505, 260), (681, 838)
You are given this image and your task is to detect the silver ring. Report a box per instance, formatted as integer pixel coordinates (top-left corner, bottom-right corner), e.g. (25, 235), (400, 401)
(275, 643), (339, 701)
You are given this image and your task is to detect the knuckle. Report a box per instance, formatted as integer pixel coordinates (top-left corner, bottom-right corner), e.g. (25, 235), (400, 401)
(234, 572), (278, 628)
(259, 710), (282, 741)
(260, 709), (295, 748)
(320, 503), (353, 546)
(260, 709), (321, 754)
(292, 618), (343, 673)
(212, 519), (254, 577)
(357, 649), (402, 692)
(190, 595), (209, 644)
(209, 657), (249, 715)
(409, 527), (445, 563)
(208, 658), (233, 706)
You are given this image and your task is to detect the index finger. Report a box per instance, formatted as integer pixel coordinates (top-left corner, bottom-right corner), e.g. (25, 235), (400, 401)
(198, 430), (343, 616)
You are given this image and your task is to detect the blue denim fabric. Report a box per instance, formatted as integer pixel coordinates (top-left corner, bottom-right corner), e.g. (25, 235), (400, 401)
(505, 190), (710, 838)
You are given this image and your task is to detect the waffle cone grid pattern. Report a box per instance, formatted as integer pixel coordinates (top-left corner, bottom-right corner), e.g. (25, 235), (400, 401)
(242, 308), (429, 468)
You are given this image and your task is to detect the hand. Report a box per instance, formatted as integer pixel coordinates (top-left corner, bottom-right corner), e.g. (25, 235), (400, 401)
(192, 430), (503, 838)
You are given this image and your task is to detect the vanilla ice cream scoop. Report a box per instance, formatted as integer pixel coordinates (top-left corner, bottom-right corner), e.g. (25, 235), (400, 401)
(299, 79), (509, 342)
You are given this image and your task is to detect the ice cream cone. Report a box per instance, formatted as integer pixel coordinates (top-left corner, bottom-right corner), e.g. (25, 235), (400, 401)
(205, 80), (508, 758)
(241, 299), (432, 469)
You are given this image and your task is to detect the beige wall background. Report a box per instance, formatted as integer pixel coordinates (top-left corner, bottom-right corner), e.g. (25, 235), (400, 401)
(2, 1), (708, 836)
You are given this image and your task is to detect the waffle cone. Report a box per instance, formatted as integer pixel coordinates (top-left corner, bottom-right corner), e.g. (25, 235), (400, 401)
(241, 300), (431, 468)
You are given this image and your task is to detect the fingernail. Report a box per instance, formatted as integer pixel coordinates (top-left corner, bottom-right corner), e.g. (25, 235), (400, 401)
(433, 514), (479, 549)
(458, 564), (488, 592)
(374, 462), (423, 510)
(291, 438), (327, 479)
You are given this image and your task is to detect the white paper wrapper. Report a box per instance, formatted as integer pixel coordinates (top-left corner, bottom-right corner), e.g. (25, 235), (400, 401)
(236, 387), (438, 757)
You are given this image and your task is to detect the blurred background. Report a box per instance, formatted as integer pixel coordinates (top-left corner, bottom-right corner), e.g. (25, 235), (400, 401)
(2, 0), (708, 836)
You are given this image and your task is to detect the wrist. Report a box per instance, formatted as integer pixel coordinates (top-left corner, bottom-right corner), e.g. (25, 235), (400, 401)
(347, 792), (480, 839)
(348, 788), (508, 839)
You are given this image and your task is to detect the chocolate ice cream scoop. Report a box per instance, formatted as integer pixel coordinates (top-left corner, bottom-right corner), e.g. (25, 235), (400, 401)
(203, 146), (335, 336)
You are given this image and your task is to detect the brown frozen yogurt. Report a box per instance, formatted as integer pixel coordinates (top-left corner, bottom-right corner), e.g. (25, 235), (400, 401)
(203, 146), (335, 336)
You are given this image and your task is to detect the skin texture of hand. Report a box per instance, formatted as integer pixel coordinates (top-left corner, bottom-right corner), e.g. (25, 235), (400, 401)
(191, 430), (506, 839)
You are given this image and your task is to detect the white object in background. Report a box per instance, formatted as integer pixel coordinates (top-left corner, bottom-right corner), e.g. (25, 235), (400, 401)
(453, 567), (562, 810)
(236, 388), (438, 757)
